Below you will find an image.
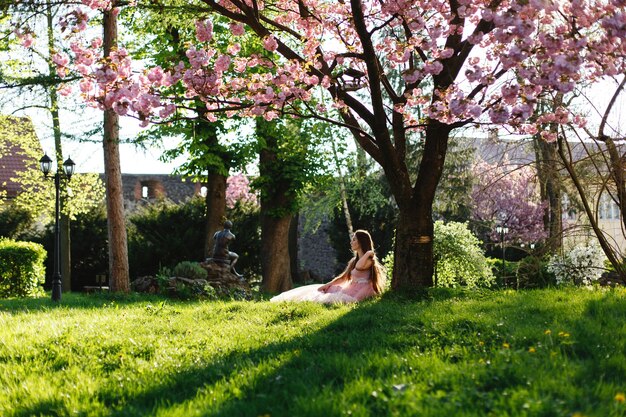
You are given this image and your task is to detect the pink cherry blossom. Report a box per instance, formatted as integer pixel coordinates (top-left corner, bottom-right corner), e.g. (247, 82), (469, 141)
(32, 0), (626, 140)
(195, 19), (213, 43)
(230, 22), (246, 36)
(226, 174), (257, 208)
(262, 35), (278, 52)
(472, 161), (548, 244)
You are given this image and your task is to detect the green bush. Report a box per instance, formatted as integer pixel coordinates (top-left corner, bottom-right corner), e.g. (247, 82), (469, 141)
(226, 201), (261, 277)
(383, 221), (494, 288)
(514, 255), (556, 288)
(433, 221), (494, 288)
(172, 261), (207, 280)
(0, 239), (46, 298)
(23, 205), (109, 291)
(128, 198), (206, 278)
(128, 198), (261, 279)
(0, 205), (34, 239)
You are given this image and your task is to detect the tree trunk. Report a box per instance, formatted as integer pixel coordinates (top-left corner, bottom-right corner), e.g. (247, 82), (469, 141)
(391, 122), (450, 291)
(103, 6), (129, 292)
(204, 172), (226, 258)
(392, 209), (434, 290)
(261, 214), (293, 293)
(534, 136), (562, 253)
(289, 214), (300, 283)
(257, 118), (294, 293)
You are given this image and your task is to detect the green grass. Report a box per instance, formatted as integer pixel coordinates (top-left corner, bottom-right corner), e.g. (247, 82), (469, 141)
(0, 288), (625, 417)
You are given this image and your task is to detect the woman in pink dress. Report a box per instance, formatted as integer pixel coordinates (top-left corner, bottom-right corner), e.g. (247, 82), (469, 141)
(270, 229), (386, 304)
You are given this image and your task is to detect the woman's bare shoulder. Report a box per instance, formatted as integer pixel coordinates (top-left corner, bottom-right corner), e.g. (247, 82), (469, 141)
(356, 251), (375, 269)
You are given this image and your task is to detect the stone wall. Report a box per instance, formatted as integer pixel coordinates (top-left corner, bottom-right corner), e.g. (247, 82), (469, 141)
(296, 214), (340, 283)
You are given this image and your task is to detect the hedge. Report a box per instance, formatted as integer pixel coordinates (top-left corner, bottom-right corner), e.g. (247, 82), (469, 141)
(0, 239), (46, 298)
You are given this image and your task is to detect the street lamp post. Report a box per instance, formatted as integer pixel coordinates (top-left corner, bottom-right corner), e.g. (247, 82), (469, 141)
(39, 153), (75, 302)
(495, 225), (509, 283)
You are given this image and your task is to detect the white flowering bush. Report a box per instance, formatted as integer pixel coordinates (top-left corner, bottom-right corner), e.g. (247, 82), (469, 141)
(547, 243), (606, 286)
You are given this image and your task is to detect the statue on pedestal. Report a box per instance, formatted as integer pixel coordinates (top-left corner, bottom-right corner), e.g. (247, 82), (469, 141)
(208, 220), (243, 278)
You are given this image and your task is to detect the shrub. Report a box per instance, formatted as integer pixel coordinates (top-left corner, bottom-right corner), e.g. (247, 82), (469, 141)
(433, 221), (494, 288)
(515, 255), (556, 288)
(226, 201), (261, 277)
(127, 198), (261, 279)
(172, 261), (207, 280)
(547, 243), (606, 286)
(0, 205), (34, 239)
(382, 221), (494, 288)
(0, 239), (46, 298)
(155, 264), (217, 300)
(23, 205), (109, 291)
(128, 198), (206, 278)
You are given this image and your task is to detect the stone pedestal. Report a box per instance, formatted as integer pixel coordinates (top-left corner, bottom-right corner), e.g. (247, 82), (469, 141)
(200, 260), (250, 293)
(131, 261), (252, 299)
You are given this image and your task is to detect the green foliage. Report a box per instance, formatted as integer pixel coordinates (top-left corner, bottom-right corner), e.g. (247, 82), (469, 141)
(253, 117), (333, 218)
(385, 222), (494, 288)
(0, 239), (45, 298)
(0, 204), (33, 239)
(328, 171), (397, 268)
(67, 206), (109, 289)
(128, 198), (206, 278)
(128, 197), (261, 279)
(0, 289), (625, 416)
(121, 3), (255, 179)
(226, 201), (261, 278)
(0, 116), (106, 223)
(433, 137), (476, 222)
(433, 221), (494, 288)
(22, 204), (109, 291)
(171, 261), (207, 280)
(514, 255), (556, 288)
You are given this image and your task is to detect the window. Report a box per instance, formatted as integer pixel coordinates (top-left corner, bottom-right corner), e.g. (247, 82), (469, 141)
(599, 193), (621, 220)
(138, 180), (164, 200)
(200, 186), (208, 197)
(562, 194), (577, 221)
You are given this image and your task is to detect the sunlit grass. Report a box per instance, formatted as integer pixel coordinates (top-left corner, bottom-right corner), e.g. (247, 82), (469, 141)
(1, 288), (625, 417)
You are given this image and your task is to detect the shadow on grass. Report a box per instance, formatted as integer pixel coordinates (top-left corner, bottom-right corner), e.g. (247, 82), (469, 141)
(104, 290), (595, 416)
(9, 288), (626, 417)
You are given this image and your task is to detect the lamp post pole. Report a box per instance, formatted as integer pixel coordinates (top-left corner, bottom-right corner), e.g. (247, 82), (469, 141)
(52, 171), (61, 301)
(40, 154), (75, 302)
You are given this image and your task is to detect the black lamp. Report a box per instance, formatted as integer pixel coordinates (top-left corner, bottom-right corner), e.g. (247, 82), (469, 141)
(39, 153), (76, 302)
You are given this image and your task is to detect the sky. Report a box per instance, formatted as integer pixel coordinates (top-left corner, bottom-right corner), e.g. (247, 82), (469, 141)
(21, 105), (187, 175)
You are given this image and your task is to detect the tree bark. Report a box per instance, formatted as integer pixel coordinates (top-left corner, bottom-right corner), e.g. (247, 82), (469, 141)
(261, 214), (293, 293)
(257, 119), (294, 293)
(204, 172), (226, 258)
(534, 136), (562, 253)
(391, 122), (450, 291)
(103, 6), (129, 292)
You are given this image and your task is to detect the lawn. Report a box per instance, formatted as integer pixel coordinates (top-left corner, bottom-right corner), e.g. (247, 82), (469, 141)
(0, 288), (624, 417)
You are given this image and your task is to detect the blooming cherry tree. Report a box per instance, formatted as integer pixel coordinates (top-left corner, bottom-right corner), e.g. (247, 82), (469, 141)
(226, 174), (258, 208)
(471, 161), (548, 244)
(19, 0), (626, 290)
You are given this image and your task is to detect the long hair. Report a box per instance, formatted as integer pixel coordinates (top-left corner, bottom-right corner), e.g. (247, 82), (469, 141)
(337, 229), (387, 294)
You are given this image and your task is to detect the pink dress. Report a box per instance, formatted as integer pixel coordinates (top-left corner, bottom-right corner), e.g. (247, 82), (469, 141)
(270, 268), (376, 304)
